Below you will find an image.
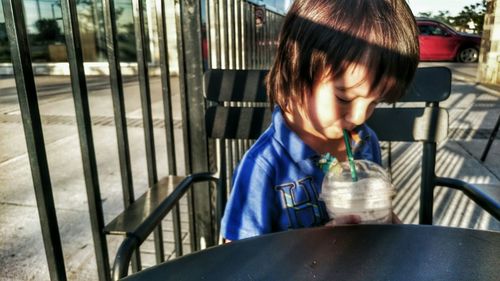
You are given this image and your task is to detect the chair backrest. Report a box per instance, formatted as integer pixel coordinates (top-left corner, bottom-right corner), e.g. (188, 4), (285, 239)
(204, 69), (271, 140)
(366, 67), (452, 224)
(367, 67), (451, 143)
(204, 67), (451, 142)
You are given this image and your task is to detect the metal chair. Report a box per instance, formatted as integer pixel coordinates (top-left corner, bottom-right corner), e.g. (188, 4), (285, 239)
(106, 69), (271, 280)
(367, 66), (500, 224)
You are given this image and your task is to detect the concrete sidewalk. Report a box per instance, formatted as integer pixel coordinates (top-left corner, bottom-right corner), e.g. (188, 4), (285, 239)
(394, 62), (500, 229)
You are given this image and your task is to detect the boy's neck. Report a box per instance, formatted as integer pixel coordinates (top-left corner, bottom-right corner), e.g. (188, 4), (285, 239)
(282, 108), (347, 161)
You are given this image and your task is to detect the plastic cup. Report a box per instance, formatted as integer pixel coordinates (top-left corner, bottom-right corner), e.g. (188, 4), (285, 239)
(320, 160), (395, 224)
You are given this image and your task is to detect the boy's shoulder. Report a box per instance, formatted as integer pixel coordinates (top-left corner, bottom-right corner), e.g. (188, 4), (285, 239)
(242, 121), (281, 166)
(240, 107), (309, 170)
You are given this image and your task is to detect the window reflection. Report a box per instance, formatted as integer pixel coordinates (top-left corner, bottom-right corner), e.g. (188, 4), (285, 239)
(0, 0), (138, 63)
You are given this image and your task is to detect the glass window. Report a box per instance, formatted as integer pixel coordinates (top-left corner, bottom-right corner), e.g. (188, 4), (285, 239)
(0, 1), (12, 62)
(418, 25), (432, 35)
(429, 26), (447, 36)
(418, 24), (449, 36)
(0, 0), (138, 63)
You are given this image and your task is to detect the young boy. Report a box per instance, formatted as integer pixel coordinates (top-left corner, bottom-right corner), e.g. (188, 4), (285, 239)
(220, 0), (420, 241)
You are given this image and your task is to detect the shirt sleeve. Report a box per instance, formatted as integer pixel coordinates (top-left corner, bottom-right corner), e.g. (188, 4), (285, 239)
(220, 155), (277, 241)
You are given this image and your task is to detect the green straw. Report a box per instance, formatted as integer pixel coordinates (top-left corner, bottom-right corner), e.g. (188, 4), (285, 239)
(343, 129), (358, 182)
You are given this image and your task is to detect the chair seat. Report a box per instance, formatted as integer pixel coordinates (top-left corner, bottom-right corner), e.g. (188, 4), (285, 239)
(104, 175), (187, 235)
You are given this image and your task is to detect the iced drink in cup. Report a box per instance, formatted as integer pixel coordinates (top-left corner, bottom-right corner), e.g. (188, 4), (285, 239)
(320, 160), (395, 224)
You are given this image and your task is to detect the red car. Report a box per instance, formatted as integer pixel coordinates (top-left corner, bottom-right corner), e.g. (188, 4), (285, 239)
(417, 19), (481, 63)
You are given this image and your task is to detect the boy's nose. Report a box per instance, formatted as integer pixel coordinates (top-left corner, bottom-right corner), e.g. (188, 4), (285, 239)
(344, 102), (369, 126)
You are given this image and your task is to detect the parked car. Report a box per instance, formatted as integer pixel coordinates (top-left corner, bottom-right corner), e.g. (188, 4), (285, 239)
(416, 18), (481, 63)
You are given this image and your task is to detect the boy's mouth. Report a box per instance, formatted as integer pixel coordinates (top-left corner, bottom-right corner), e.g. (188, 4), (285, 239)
(341, 123), (356, 131)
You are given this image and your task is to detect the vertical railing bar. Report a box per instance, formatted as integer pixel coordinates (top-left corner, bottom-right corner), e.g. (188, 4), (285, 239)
(232, 140), (238, 184)
(215, 139), (227, 237)
(239, 4), (251, 152)
(263, 8), (268, 66)
(187, 188), (197, 252)
(222, 0), (229, 68)
(269, 12), (274, 65)
(241, 0), (250, 69)
(261, 9), (266, 67)
(275, 13), (280, 60)
(225, 140), (233, 197)
(229, 0), (236, 69)
(270, 12), (275, 64)
(155, 0), (182, 258)
(236, 0), (243, 69)
(59, 1), (111, 280)
(2, 1), (67, 280)
(101, 0), (141, 271)
(174, 0), (196, 254)
(254, 6), (260, 68)
(266, 9), (271, 66)
(230, 139), (236, 180)
(235, 139), (242, 168)
(243, 1), (249, 69)
(209, 0), (217, 69)
(173, 201), (183, 256)
(273, 12), (279, 60)
(205, 0), (213, 70)
(155, 0), (176, 184)
(265, 11), (271, 66)
(223, 1), (236, 172)
(202, 0), (218, 244)
(260, 8), (265, 67)
(214, 0), (221, 68)
(176, 0), (214, 251)
(131, 0), (163, 264)
(243, 1), (249, 68)
(232, 0), (238, 69)
(131, 0), (158, 204)
(265, 11), (269, 66)
(231, 3), (245, 163)
(250, 5), (256, 68)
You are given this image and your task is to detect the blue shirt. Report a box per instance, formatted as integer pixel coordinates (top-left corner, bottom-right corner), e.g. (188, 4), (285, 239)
(220, 107), (382, 240)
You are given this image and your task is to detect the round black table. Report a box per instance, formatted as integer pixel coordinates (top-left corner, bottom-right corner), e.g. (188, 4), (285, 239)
(123, 224), (500, 281)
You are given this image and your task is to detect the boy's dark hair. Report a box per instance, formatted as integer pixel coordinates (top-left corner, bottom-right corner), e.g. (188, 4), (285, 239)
(266, 0), (420, 108)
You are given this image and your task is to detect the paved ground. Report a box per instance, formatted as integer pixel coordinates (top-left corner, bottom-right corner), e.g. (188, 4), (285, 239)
(0, 62), (499, 280)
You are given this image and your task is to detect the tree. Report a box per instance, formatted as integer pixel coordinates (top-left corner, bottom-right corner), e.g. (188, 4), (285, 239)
(35, 19), (62, 43)
(417, 10), (453, 25)
(452, 1), (487, 34)
(417, 11), (432, 18)
(417, 1), (486, 34)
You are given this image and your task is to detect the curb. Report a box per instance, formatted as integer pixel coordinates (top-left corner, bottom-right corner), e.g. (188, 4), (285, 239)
(452, 73), (500, 98)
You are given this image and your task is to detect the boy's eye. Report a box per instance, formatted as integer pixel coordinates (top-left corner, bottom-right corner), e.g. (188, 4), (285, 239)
(336, 96), (351, 104)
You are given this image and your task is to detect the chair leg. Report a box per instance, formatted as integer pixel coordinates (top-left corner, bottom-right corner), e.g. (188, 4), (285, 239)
(480, 113), (500, 162)
(420, 143), (437, 225)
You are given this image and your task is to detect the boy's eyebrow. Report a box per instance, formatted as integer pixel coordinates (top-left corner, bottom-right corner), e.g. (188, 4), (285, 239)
(333, 77), (368, 91)
(334, 85), (368, 98)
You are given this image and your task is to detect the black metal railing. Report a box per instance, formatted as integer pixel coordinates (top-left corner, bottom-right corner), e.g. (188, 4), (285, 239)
(2, 1), (66, 280)
(1, 0), (283, 280)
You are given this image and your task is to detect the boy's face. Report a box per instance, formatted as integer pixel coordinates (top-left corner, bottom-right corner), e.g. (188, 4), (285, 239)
(304, 64), (381, 140)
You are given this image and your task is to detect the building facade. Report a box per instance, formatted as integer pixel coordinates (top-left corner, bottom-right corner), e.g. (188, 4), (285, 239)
(478, 0), (500, 85)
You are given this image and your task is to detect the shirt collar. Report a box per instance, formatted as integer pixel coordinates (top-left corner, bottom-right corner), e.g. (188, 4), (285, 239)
(272, 106), (317, 163)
